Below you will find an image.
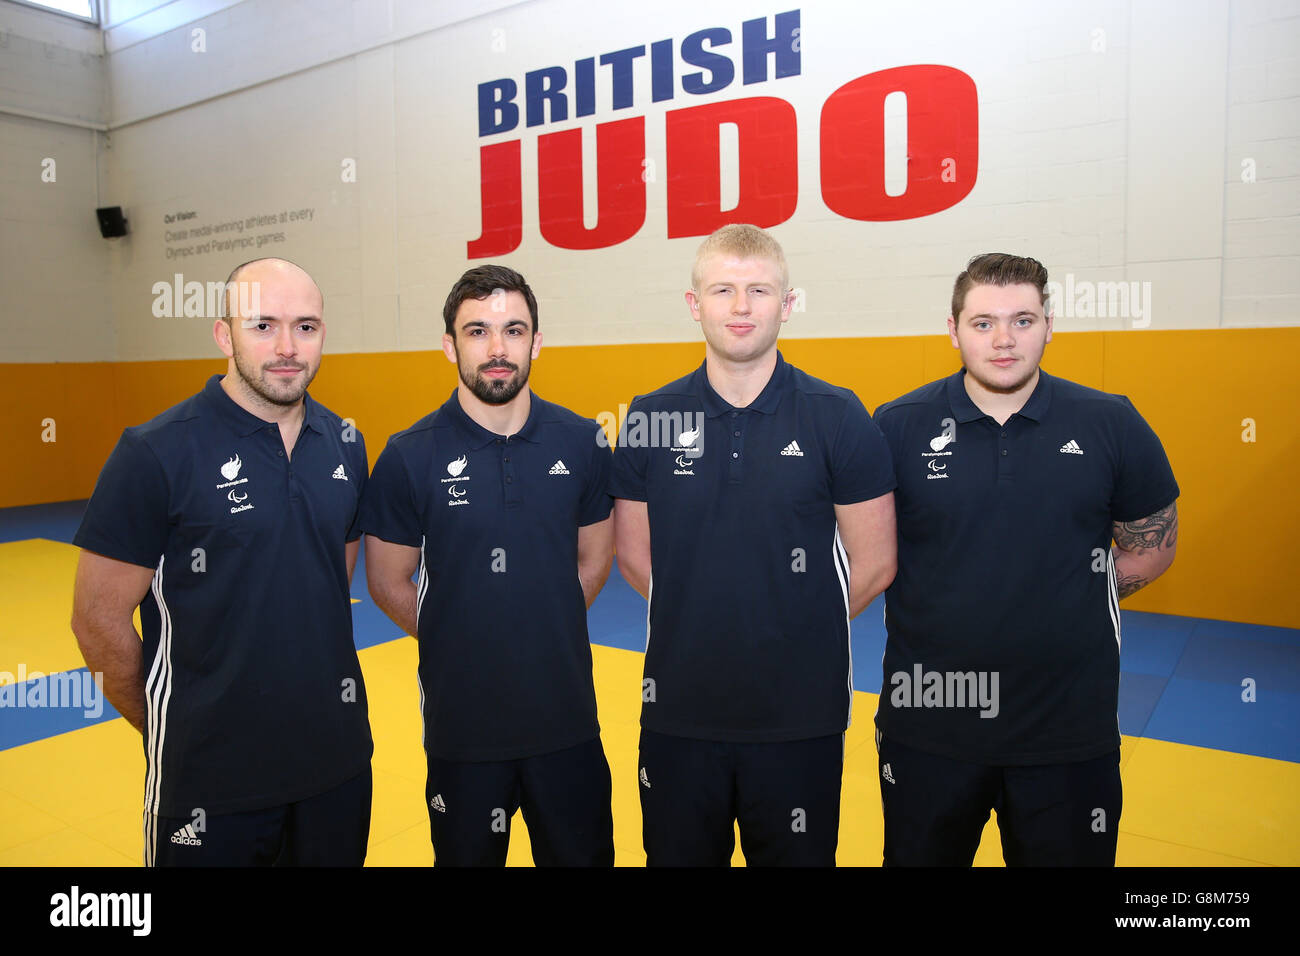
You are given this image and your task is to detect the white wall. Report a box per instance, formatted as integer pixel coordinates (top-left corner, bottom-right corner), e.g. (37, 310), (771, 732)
(1223, 0), (1300, 327)
(2, 0), (1297, 362)
(0, 0), (104, 123)
(102, 0), (243, 46)
(0, 111), (112, 361)
(104, 0), (522, 124)
(0, 0), (110, 362)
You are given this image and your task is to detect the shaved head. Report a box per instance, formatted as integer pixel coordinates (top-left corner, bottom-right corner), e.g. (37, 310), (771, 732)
(215, 256), (326, 411)
(221, 257), (323, 322)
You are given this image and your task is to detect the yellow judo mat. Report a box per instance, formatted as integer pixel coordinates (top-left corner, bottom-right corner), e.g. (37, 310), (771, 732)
(1, 538), (1296, 866)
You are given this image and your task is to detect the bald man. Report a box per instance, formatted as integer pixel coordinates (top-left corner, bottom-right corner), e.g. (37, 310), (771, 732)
(72, 258), (374, 866)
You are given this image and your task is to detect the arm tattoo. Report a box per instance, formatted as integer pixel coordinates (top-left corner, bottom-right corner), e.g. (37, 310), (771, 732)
(1113, 501), (1178, 552)
(1116, 573), (1149, 600)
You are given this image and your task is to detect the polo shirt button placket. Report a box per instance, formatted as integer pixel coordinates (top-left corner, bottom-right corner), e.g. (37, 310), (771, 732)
(997, 423), (1012, 479)
(502, 436), (520, 505)
(729, 414), (744, 483)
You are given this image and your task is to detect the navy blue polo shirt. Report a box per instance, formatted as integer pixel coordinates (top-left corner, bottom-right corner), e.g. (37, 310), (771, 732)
(873, 369), (1179, 765)
(609, 353), (896, 742)
(74, 375), (373, 817)
(359, 390), (611, 762)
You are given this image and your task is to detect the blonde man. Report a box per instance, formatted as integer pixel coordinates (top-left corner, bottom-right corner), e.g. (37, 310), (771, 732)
(611, 225), (897, 866)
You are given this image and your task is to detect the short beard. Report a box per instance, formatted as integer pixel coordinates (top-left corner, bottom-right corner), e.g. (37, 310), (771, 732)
(231, 341), (315, 407)
(459, 358), (530, 406)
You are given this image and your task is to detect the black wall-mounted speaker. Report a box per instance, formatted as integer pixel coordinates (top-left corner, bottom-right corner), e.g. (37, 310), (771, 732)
(96, 206), (128, 238)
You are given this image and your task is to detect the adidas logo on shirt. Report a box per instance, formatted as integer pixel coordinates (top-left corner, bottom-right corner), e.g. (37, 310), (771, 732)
(548, 460), (570, 475)
(639, 767), (652, 789)
(170, 824), (202, 846)
(430, 794), (447, 813)
(332, 464), (348, 480)
(1059, 440), (1084, 455)
(780, 440), (804, 457)
(881, 763), (896, 785)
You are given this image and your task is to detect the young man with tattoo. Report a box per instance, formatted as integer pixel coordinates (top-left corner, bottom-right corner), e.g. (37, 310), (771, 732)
(871, 253), (1179, 866)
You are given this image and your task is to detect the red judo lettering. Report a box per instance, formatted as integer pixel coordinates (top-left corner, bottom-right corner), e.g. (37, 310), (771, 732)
(467, 65), (978, 257)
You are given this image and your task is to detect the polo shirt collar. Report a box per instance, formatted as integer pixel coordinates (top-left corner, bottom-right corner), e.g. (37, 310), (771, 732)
(694, 351), (791, 418)
(945, 371), (984, 423)
(946, 367), (1054, 424)
(201, 373), (326, 437)
(1017, 369), (1053, 422)
(442, 388), (543, 447)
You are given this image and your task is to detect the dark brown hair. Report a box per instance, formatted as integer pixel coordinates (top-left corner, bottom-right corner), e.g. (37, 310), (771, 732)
(442, 265), (538, 335)
(951, 253), (1049, 318)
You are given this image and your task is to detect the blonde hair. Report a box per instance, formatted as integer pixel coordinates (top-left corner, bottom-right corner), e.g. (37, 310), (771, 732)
(691, 224), (789, 292)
